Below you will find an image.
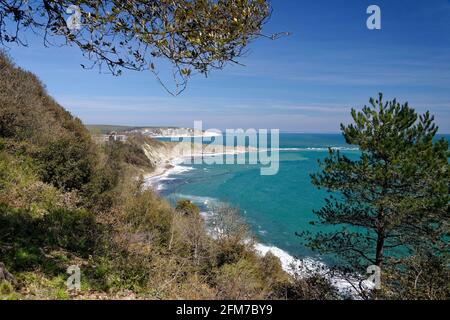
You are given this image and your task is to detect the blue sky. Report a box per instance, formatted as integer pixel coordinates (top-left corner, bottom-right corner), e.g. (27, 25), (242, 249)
(4, 0), (450, 132)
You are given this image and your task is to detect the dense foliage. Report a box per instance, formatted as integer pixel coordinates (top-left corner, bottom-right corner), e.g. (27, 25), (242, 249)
(0, 0), (273, 95)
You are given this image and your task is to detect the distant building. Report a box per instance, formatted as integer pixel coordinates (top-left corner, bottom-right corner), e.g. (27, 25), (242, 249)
(120, 126), (205, 138)
(109, 131), (127, 142)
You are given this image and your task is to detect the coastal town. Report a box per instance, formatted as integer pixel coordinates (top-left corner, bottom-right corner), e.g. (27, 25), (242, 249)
(91, 126), (212, 143)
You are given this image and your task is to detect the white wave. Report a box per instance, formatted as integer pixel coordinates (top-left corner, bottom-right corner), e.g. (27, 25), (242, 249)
(314, 146), (359, 151)
(175, 194), (221, 208)
(254, 243), (371, 298)
(144, 159), (194, 191)
(268, 147), (359, 152)
(254, 243), (301, 273)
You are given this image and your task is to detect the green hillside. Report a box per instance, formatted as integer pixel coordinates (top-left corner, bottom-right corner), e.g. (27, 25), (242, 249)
(0, 52), (318, 300)
(85, 125), (136, 135)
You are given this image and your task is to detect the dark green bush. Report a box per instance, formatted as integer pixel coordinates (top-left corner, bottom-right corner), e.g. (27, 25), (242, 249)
(0, 204), (100, 271)
(38, 138), (94, 191)
(42, 208), (99, 256)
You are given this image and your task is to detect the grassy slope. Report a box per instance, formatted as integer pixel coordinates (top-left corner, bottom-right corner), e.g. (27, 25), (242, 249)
(0, 51), (338, 300)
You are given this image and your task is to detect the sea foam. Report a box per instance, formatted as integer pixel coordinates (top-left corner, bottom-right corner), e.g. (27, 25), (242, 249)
(270, 147), (359, 152)
(253, 243), (365, 297)
(144, 158), (194, 191)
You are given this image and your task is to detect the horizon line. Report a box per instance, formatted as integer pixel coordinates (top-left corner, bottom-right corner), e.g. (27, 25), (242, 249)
(84, 124), (450, 135)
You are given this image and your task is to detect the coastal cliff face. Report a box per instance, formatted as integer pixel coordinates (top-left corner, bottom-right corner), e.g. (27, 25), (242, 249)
(141, 140), (175, 168)
(141, 139), (254, 176)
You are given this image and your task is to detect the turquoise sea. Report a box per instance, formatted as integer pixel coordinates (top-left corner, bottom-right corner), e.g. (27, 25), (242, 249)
(151, 134), (357, 264)
(152, 133), (449, 267)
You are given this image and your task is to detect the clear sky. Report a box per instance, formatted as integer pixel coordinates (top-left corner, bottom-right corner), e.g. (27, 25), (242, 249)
(4, 0), (450, 133)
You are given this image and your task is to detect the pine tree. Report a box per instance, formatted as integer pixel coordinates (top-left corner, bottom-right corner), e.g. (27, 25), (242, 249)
(305, 93), (449, 297)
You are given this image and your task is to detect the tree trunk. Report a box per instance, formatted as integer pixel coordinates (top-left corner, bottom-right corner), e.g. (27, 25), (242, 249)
(375, 232), (385, 267)
(375, 204), (386, 267)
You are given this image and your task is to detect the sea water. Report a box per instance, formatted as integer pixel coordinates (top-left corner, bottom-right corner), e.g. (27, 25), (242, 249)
(153, 134), (359, 265)
(152, 133), (449, 271)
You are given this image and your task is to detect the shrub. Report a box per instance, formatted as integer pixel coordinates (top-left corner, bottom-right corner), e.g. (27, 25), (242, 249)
(215, 259), (265, 299)
(1, 51), (96, 192)
(380, 253), (450, 300)
(0, 204), (100, 271)
(272, 260), (340, 300)
(120, 188), (173, 247)
(259, 252), (290, 293)
(175, 200), (200, 216)
(38, 138), (94, 191)
(42, 208), (99, 256)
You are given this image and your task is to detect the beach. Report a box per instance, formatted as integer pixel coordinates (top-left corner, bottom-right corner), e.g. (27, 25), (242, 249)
(142, 140), (257, 189)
